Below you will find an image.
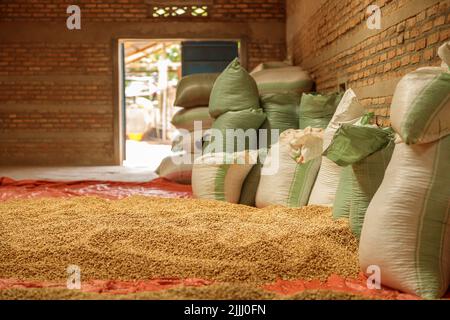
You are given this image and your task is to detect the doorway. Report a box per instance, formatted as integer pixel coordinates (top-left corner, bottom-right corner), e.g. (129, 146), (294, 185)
(118, 39), (240, 170)
(119, 40), (180, 169)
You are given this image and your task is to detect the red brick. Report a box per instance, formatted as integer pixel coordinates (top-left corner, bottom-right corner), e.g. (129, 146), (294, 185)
(415, 38), (427, 50)
(411, 54), (421, 64)
(434, 15), (446, 26)
(427, 33), (439, 45)
(401, 55), (411, 66)
(423, 48), (435, 61)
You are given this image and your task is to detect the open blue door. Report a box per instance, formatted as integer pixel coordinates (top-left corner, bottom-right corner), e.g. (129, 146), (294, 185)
(181, 41), (239, 76)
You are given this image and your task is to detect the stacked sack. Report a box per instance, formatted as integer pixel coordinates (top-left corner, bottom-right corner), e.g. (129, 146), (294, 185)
(251, 64), (314, 96)
(256, 127), (324, 208)
(255, 92), (343, 208)
(359, 42), (450, 299)
(156, 153), (197, 185)
(308, 89), (366, 206)
(192, 59), (264, 203)
(192, 150), (258, 203)
(260, 93), (302, 144)
(323, 114), (395, 238)
(157, 73), (217, 184)
(171, 73), (217, 132)
(206, 58), (266, 153)
(238, 63), (314, 206)
(249, 60), (293, 75)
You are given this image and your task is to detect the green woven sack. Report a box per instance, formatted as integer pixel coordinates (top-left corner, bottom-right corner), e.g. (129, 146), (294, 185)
(348, 140), (395, 237)
(391, 66), (450, 145)
(212, 108), (266, 130)
(287, 158), (322, 207)
(174, 73), (219, 108)
(260, 92), (301, 133)
(171, 107), (213, 131)
(332, 166), (353, 219)
(204, 109), (266, 153)
(299, 92), (343, 129)
(251, 66), (314, 95)
(330, 125), (395, 238)
(209, 59), (260, 118)
(324, 124), (394, 167)
(239, 163), (262, 206)
(332, 141), (395, 234)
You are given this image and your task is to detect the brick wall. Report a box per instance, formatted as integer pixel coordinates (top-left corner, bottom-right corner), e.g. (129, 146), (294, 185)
(0, 41), (114, 165)
(0, 0), (147, 22)
(248, 41), (286, 70)
(1, 112), (113, 132)
(0, 0), (286, 165)
(0, 0), (285, 22)
(287, 0), (450, 126)
(212, 0), (285, 21)
(0, 43), (111, 76)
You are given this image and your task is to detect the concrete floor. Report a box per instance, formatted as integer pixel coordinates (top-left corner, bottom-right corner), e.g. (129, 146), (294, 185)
(0, 166), (158, 183)
(0, 141), (175, 183)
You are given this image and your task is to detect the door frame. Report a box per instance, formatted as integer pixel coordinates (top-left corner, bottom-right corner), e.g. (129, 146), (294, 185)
(113, 37), (246, 165)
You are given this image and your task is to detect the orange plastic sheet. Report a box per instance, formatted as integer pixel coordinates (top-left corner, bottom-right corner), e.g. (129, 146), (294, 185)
(1, 177), (448, 300)
(0, 177), (192, 201)
(263, 274), (423, 300)
(0, 278), (212, 295)
(1, 275), (448, 299)
(264, 274), (450, 300)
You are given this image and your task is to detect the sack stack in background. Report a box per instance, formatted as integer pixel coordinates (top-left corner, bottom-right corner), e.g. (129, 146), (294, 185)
(158, 73), (218, 184)
(359, 42), (450, 299)
(299, 92), (343, 129)
(308, 89), (365, 206)
(239, 64), (314, 206)
(239, 93), (302, 206)
(255, 92), (342, 208)
(207, 58), (266, 153)
(193, 59), (264, 201)
(260, 93), (302, 144)
(249, 60), (293, 75)
(251, 66), (314, 95)
(171, 73), (218, 138)
(255, 128), (323, 208)
(192, 150), (257, 203)
(156, 153), (196, 185)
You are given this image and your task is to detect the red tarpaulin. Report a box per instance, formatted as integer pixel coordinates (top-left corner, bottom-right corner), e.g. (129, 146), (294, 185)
(1, 177), (448, 299)
(0, 177), (192, 201)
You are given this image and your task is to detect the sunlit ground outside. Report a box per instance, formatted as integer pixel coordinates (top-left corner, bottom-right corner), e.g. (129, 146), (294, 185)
(123, 140), (173, 171)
